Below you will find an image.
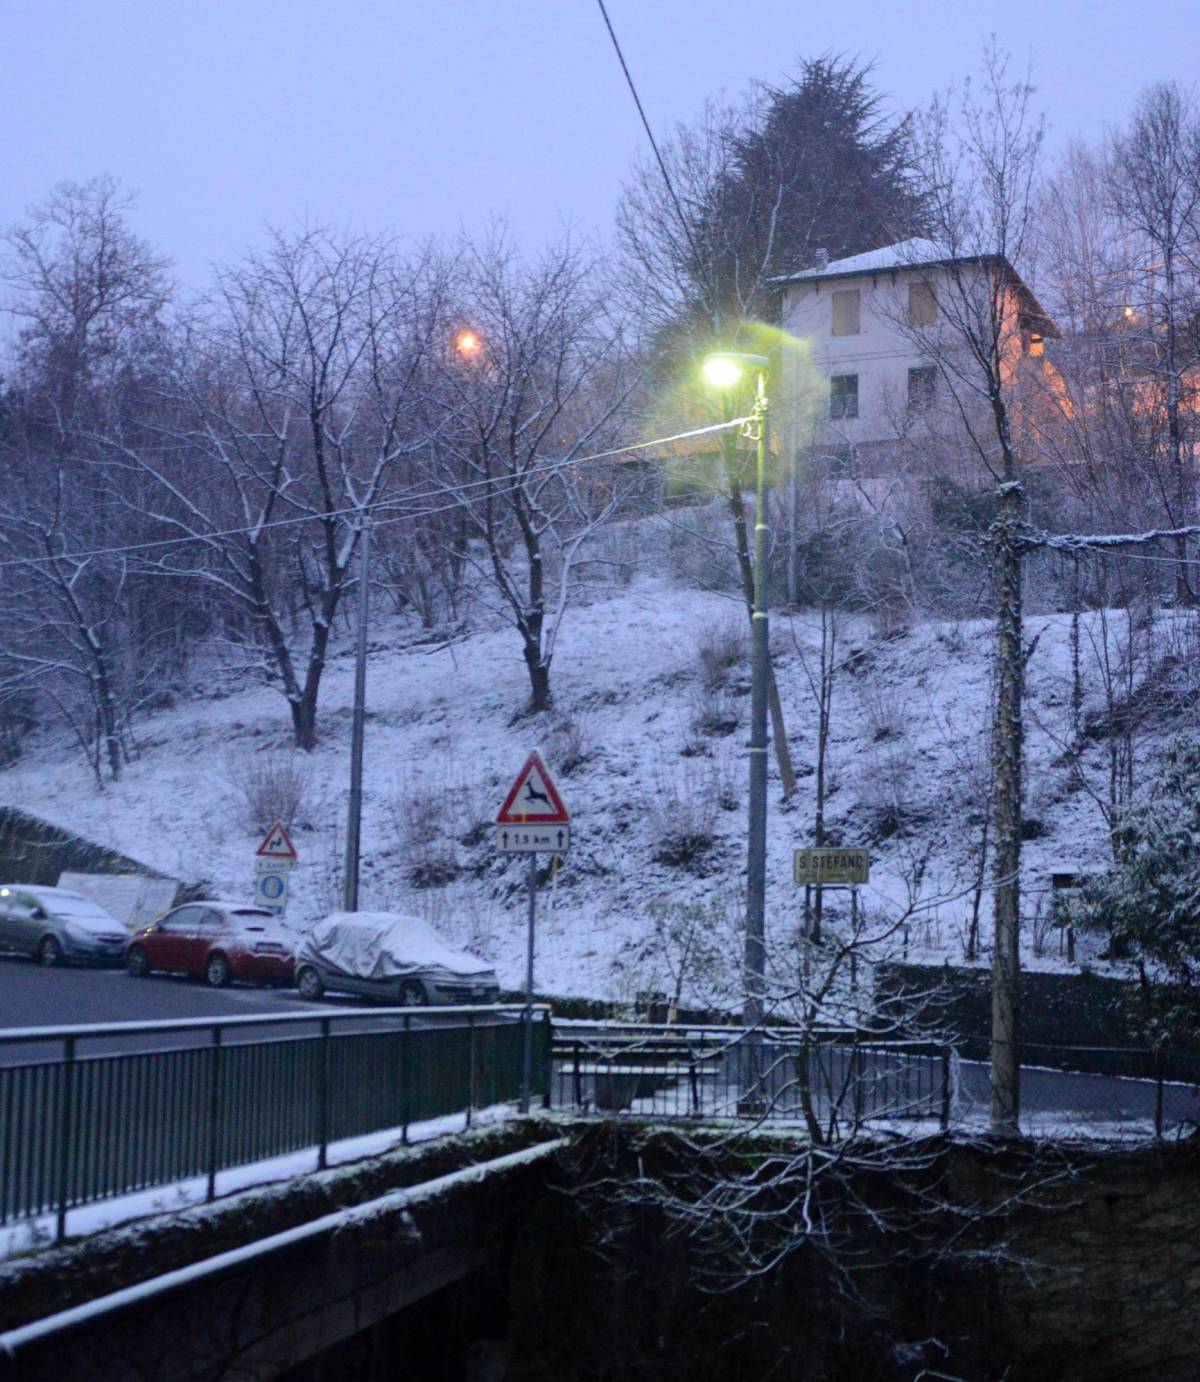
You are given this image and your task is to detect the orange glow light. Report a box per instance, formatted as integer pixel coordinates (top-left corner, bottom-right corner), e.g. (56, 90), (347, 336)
(455, 329), (482, 358)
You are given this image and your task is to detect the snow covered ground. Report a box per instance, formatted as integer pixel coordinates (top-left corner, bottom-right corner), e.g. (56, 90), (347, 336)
(2, 568), (1180, 1002)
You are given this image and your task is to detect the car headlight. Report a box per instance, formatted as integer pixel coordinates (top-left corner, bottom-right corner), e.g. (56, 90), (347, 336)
(65, 923), (95, 945)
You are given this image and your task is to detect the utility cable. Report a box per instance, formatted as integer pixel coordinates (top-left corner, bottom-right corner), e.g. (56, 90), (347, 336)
(593, 0), (710, 295)
(0, 416), (749, 570)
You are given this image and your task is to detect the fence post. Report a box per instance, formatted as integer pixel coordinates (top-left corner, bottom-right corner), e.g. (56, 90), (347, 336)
(851, 1044), (864, 1130)
(401, 1013), (412, 1146)
(541, 1010), (553, 1110)
(317, 1017), (331, 1170)
(1154, 1045), (1165, 1141)
(206, 1026), (223, 1202)
(55, 1034), (76, 1241)
(572, 1040), (582, 1109)
(940, 1046), (951, 1132)
(467, 1013), (476, 1129)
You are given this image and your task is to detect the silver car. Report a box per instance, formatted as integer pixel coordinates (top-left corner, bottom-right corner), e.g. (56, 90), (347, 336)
(0, 885), (130, 967)
(295, 910), (500, 1005)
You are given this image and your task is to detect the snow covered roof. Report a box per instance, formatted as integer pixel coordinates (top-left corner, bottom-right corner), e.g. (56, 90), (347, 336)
(773, 238), (954, 283)
(773, 236), (1059, 335)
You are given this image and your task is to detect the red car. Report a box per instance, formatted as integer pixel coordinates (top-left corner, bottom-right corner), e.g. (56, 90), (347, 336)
(126, 900), (296, 988)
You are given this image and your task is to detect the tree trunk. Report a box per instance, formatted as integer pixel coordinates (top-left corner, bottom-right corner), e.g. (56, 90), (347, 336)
(990, 478), (1024, 1134)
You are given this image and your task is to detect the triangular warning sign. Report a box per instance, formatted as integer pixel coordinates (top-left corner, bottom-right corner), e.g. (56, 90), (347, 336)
(496, 749), (570, 825)
(256, 821), (298, 861)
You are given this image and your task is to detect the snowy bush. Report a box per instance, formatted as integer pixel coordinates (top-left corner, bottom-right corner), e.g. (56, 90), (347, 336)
(544, 717), (593, 775)
(225, 749), (313, 833)
(696, 617), (745, 689)
(1073, 734), (1200, 1044)
(648, 759), (719, 871)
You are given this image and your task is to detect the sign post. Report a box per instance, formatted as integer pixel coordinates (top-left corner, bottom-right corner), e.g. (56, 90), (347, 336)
(496, 750), (570, 1112)
(254, 821), (298, 916)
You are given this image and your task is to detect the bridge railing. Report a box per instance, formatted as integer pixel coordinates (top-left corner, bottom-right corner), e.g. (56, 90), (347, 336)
(548, 1025), (1200, 1139)
(0, 1006), (551, 1238)
(549, 1025), (951, 1128)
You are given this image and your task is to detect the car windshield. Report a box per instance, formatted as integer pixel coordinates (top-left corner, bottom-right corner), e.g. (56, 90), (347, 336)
(32, 890), (121, 934)
(37, 894), (119, 925)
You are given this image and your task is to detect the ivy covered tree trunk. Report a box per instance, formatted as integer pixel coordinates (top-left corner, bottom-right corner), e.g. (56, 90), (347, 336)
(990, 478), (1024, 1135)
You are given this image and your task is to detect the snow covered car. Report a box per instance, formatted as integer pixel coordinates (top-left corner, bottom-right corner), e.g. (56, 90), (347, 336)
(294, 911), (500, 1006)
(125, 901), (296, 987)
(0, 884), (129, 967)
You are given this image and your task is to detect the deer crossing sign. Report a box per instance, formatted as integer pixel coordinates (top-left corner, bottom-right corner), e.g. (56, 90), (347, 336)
(495, 749), (570, 853)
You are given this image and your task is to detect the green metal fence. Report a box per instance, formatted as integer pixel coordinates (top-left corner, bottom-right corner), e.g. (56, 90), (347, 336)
(0, 1007), (550, 1237)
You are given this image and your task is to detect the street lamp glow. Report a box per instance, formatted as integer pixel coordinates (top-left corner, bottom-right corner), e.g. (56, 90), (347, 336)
(455, 328), (482, 358)
(702, 354), (744, 390)
(702, 351), (771, 392)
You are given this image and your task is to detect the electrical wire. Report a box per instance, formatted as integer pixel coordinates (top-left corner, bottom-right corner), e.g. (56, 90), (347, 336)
(0, 416), (750, 571)
(593, 0), (709, 293)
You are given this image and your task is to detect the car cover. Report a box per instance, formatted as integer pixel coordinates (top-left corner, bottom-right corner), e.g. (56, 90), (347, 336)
(300, 910), (493, 980)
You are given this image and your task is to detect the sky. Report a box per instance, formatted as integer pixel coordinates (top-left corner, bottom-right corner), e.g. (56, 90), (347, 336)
(3, 0), (1198, 290)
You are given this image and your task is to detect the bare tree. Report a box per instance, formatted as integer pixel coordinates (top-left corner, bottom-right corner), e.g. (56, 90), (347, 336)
(1105, 82), (1200, 604)
(107, 227), (449, 748)
(0, 177), (173, 781)
(423, 232), (643, 713)
(900, 42), (1048, 1132)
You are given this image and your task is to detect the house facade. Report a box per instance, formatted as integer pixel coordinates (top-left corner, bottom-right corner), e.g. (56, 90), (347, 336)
(776, 237), (1062, 474)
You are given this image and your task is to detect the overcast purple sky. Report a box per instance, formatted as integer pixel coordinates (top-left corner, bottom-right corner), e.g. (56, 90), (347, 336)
(3, 0), (1196, 287)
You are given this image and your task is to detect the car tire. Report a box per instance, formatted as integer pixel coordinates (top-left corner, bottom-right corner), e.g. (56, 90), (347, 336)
(126, 946), (151, 978)
(206, 953), (232, 988)
(37, 935), (63, 967)
(398, 979), (426, 1007)
(297, 967), (325, 1001)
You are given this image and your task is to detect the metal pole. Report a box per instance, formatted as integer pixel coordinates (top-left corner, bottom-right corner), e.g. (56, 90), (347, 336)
(520, 853), (537, 1113)
(342, 520), (371, 911)
(744, 369), (770, 1032)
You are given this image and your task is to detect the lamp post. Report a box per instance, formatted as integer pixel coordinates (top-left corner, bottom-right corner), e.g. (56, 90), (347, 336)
(702, 352), (771, 1031)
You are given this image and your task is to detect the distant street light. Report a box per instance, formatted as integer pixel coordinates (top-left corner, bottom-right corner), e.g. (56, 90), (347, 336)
(454, 328), (483, 359)
(702, 351), (771, 1032)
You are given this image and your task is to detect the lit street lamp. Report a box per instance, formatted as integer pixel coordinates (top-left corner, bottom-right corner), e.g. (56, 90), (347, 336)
(702, 352), (771, 1031)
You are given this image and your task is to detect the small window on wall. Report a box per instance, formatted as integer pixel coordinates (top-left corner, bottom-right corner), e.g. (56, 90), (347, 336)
(907, 366), (937, 412)
(908, 280), (938, 326)
(831, 289), (860, 336)
(830, 374), (859, 419)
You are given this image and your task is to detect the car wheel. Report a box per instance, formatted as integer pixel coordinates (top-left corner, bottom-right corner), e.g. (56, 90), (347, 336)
(126, 946), (151, 978)
(297, 967), (325, 1001)
(398, 980), (426, 1007)
(37, 935), (63, 967)
(206, 953), (231, 988)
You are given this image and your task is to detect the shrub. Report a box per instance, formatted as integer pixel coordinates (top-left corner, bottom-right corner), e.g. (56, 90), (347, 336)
(648, 759), (719, 872)
(544, 717), (592, 775)
(696, 617), (746, 689)
(226, 750), (313, 833)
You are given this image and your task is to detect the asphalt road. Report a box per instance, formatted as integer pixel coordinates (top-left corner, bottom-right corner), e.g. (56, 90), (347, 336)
(0, 953), (522, 1065)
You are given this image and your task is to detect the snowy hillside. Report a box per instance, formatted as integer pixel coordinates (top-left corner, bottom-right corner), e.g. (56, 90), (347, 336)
(2, 572), (1185, 1000)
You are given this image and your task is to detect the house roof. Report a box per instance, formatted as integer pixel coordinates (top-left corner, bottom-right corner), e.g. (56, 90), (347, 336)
(773, 236), (1060, 337)
(772, 237), (950, 283)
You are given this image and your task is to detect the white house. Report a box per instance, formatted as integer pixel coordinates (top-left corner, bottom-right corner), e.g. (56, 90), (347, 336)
(775, 237), (1062, 473)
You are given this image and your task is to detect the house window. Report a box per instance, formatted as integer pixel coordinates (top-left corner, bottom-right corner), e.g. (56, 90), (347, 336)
(908, 281), (938, 327)
(831, 289), (860, 336)
(907, 366), (937, 412)
(830, 374), (859, 419)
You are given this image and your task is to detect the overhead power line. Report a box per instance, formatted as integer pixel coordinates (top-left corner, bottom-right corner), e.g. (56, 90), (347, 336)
(0, 416), (750, 571)
(593, 0), (708, 287)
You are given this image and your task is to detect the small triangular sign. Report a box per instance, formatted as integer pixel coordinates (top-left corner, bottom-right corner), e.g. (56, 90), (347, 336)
(256, 821), (298, 861)
(496, 749), (570, 825)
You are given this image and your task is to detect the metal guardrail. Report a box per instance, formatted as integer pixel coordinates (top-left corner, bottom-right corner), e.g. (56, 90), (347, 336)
(0, 1006), (551, 1237)
(549, 1027), (1200, 1137)
(550, 1027), (951, 1127)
